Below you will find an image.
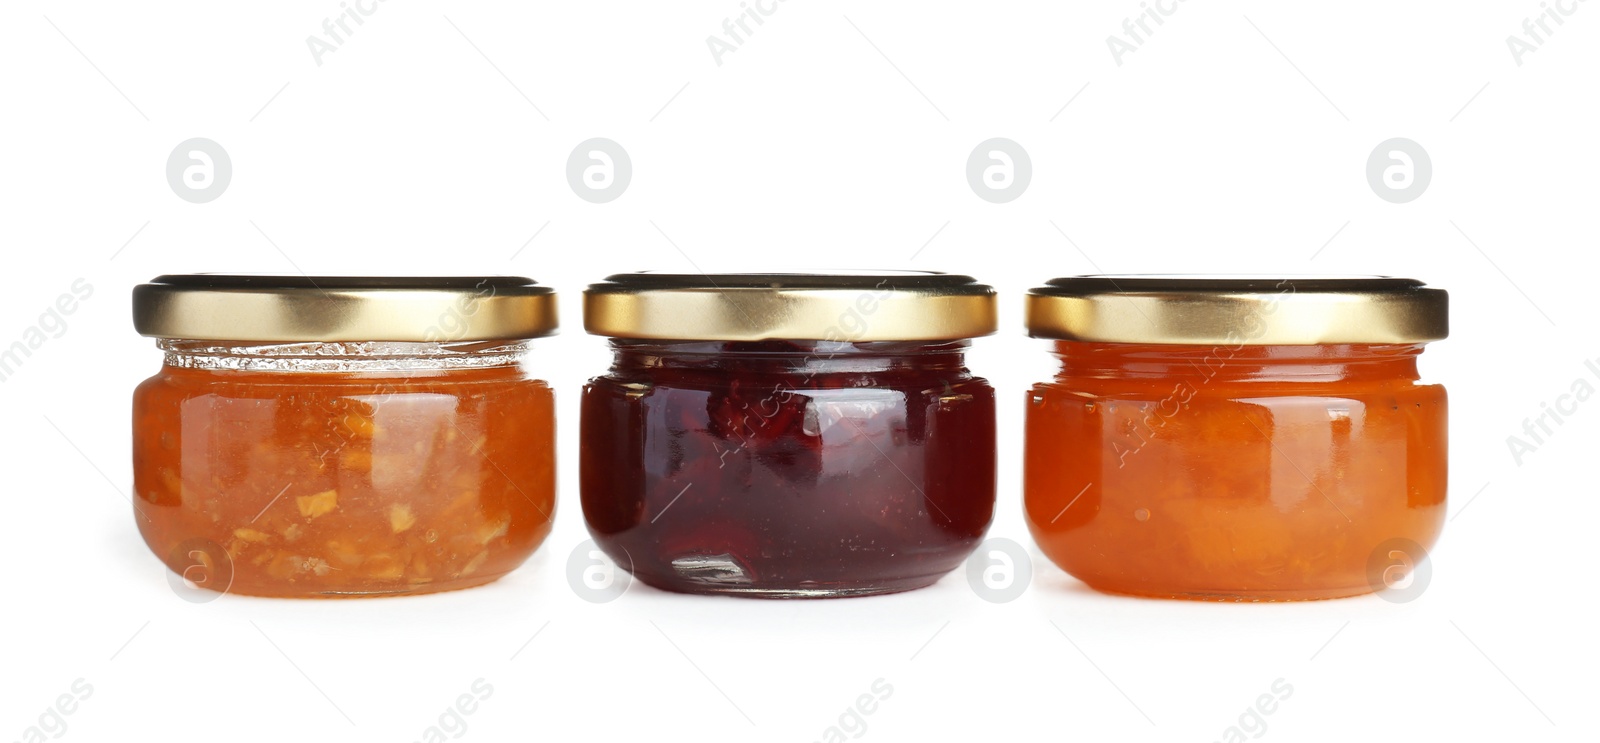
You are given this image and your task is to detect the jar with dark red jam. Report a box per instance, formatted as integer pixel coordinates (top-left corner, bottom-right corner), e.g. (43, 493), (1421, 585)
(581, 272), (998, 598)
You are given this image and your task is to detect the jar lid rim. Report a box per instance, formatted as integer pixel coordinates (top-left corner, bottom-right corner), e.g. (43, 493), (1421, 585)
(133, 274), (558, 342)
(584, 271), (997, 341)
(1026, 274), (1448, 344)
(1034, 274), (1424, 294)
(592, 270), (989, 292)
(145, 273), (555, 292)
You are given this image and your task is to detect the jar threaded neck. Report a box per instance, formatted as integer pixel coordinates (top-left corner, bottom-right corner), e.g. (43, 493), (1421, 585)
(158, 339), (529, 372)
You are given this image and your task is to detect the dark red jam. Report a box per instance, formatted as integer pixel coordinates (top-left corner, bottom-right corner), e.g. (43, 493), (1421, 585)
(580, 339), (996, 597)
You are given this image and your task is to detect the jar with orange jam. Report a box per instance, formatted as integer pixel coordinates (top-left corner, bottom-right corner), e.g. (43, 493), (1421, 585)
(131, 275), (558, 598)
(1023, 276), (1448, 601)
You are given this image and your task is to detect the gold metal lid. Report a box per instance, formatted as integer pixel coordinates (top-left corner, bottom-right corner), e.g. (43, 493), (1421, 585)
(133, 275), (558, 342)
(584, 272), (997, 341)
(1026, 275), (1448, 345)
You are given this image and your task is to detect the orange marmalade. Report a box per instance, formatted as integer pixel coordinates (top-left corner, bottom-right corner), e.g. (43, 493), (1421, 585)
(1024, 277), (1449, 601)
(131, 276), (558, 598)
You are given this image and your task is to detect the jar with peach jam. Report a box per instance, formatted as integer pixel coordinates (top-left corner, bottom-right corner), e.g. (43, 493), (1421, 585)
(581, 272), (998, 597)
(1023, 276), (1449, 601)
(131, 275), (558, 598)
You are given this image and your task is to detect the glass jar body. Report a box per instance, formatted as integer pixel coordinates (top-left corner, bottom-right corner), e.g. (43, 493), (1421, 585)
(581, 340), (996, 597)
(1024, 341), (1446, 601)
(132, 340), (555, 598)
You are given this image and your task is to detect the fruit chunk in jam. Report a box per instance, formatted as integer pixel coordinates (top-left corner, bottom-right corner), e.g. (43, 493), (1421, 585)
(133, 364), (554, 598)
(581, 340), (996, 597)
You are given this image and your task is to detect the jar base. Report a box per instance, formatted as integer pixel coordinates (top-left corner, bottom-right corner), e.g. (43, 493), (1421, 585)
(1081, 581), (1379, 602)
(185, 571), (512, 600)
(630, 571), (947, 599)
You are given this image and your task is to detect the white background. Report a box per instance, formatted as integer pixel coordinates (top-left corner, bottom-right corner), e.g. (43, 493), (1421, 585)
(1, 2), (1595, 741)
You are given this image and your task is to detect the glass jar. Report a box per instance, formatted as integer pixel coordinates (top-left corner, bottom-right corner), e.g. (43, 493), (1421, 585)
(581, 272), (997, 597)
(131, 275), (558, 598)
(1023, 276), (1449, 601)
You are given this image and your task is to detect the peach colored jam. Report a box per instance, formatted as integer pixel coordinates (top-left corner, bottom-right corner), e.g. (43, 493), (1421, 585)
(133, 363), (554, 598)
(1024, 341), (1446, 600)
